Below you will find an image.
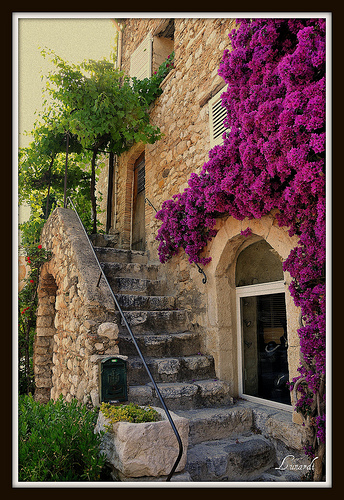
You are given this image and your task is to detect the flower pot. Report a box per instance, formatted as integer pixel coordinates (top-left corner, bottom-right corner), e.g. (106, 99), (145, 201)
(95, 406), (189, 478)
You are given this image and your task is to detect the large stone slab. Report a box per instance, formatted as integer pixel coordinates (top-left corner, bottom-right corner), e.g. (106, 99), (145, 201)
(95, 406), (189, 478)
(186, 435), (275, 481)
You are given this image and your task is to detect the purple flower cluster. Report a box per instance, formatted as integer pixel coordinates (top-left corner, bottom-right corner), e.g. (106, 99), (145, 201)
(156, 18), (325, 442)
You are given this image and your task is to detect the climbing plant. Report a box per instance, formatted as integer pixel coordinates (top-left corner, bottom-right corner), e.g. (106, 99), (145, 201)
(41, 49), (174, 233)
(155, 18), (326, 480)
(18, 49), (175, 394)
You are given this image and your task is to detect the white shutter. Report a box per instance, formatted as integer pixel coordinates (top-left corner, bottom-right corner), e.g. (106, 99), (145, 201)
(130, 34), (153, 80)
(209, 88), (228, 147)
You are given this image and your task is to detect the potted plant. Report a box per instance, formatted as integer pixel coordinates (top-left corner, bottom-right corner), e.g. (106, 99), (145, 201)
(95, 403), (189, 479)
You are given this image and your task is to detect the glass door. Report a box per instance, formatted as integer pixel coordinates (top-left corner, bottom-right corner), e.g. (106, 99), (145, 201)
(237, 282), (291, 407)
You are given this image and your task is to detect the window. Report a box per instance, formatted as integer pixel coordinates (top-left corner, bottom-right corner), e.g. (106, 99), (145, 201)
(236, 241), (291, 409)
(130, 21), (174, 84)
(130, 34), (153, 80)
(209, 87), (229, 147)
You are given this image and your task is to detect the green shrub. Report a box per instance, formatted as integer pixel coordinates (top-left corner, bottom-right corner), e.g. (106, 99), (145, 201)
(18, 394), (106, 482)
(100, 402), (161, 430)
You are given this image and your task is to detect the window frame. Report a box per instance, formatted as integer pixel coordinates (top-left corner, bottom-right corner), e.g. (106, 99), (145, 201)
(236, 280), (293, 412)
(208, 86), (229, 147)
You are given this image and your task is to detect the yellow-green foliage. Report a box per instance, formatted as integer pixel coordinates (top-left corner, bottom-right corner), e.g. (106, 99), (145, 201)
(100, 403), (161, 431)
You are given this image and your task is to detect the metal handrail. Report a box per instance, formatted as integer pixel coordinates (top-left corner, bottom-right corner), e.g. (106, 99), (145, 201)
(66, 197), (183, 481)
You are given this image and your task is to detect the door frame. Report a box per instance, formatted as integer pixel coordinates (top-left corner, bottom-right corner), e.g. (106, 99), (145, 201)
(131, 152), (145, 251)
(236, 279), (293, 412)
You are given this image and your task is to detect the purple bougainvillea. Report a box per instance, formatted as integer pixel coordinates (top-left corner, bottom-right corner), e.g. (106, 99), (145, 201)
(156, 18), (326, 465)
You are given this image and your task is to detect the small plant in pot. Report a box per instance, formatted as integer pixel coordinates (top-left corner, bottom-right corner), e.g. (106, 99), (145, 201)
(95, 402), (189, 480)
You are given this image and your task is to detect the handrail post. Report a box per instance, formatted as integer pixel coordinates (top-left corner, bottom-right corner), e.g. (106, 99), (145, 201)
(63, 132), (70, 208)
(65, 197), (183, 481)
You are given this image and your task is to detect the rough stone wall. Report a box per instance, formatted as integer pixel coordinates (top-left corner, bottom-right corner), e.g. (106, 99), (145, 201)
(93, 18), (303, 419)
(109, 18), (235, 255)
(34, 208), (119, 405)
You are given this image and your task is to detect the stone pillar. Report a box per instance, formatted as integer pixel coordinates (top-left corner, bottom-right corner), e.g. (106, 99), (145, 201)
(34, 269), (57, 403)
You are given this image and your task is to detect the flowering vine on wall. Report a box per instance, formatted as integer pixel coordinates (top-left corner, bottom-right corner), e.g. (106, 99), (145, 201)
(155, 18), (326, 478)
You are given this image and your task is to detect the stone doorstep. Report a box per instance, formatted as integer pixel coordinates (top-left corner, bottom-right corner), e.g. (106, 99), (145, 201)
(116, 310), (189, 334)
(185, 435), (276, 481)
(174, 401), (306, 451)
(127, 354), (215, 385)
(127, 379), (233, 410)
(94, 246), (148, 264)
(174, 405), (254, 446)
(118, 331), (201, 357)
(109, 276), (165, 295)
(116, 293), (176, 311)
(102, 261), (159, 280)
(172, 401), (309, 482)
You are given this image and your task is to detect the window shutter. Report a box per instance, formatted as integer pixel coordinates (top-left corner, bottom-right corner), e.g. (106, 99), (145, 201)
(130, 34), (153, 80)
(209, 88), (228, 147)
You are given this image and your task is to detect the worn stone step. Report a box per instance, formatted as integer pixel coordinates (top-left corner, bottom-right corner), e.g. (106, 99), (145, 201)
(108, 276), (165, 295)
(102, 261), (159, 280)
(116, 293), (176, 311)
(174, 406), (254, 446)
(185, 435), (275, 481)
(118, 332), (201, 357)
(127, 354), (216, 385)
(116, 309), (189, 334)
(94, 246), (148, 264)
(127, 379), (233, 410)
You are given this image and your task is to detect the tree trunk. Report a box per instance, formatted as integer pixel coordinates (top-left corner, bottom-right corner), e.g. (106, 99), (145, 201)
(313, 441), (325, 481)
(90, 148), (98, 234)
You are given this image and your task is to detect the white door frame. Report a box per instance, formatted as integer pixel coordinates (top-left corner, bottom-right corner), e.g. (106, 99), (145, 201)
(236, 280), (293, 412)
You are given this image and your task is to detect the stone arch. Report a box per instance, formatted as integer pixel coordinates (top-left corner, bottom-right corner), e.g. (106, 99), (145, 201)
(203, 214), (301, 403)
(33, 263), (57, 403)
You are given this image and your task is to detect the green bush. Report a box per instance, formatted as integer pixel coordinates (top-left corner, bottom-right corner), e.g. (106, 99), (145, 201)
(100, 402), (161, 430)
(18, 394), (106, 482)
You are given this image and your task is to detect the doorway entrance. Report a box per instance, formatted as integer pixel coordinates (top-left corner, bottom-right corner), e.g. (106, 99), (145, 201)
(235, 240), (291, 408)
(132, 153), (145, 251)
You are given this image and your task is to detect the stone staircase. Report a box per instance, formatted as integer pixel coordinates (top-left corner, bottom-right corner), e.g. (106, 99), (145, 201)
(95, 246), (233, 412)
(94, 244), (304, 482)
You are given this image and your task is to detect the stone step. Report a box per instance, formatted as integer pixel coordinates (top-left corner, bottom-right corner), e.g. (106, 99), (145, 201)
(174, 406), (254, 446)
(108, 276), (165, 295)
(116, 309), (189, 334)
(127, 379), (233, 410)
(116, 293), (176, 311)
(127, 354), (216, 385)
(102, 261), (159, 280)
(94, 246), (148, 264)
(118, 332), (201, 357)
(185, 434), (276, 481)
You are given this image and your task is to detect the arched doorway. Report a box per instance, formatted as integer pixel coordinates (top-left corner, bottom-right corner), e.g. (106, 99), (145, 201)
(203, 214), (301, 411)
(235, 240), (290, 406)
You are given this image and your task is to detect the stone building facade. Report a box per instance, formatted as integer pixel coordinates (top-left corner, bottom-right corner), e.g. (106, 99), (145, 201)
(95, 18), (302, 419)
(36, 18), (304, 426)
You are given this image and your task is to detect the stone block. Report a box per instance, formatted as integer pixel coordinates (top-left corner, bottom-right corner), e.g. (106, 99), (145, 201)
(186, 435), (275, 481)
(36, 327), (55, 337)
(95, 407), (189, 478)
(97, 322), (119, 339)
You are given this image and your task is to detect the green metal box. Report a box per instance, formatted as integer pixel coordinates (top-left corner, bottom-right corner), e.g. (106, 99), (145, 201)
(99, 356), (128, 403)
